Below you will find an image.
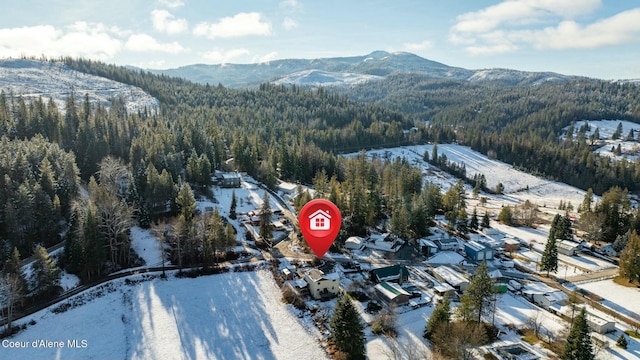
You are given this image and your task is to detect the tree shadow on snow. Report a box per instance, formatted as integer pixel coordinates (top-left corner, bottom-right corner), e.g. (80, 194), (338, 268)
(126, 272), (280, 360)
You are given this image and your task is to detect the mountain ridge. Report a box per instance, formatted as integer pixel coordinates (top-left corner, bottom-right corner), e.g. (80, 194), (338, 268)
(149, 50), (579, 88)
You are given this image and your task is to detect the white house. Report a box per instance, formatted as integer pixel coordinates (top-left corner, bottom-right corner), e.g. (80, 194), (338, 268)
(309, 210), (331, 230)
(523, 282), (569, 309)
(432, 266), (469, 292)
(304, 269), (340, 300)
(344, 236), (365, 250)
(598, 244), (618, 257)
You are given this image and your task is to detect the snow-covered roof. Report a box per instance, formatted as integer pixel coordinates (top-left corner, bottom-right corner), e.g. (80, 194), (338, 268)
(374, 281), (410, 301)
(304, 269), (339, 282)
(543, 291), (568, 304)
(465, 240), (487, 252)
(557, 240), (580, 251)
(523, 281), (557, 295)
(433, 266), (469, 287)
(419, 238), (437, 248)
(425, 251), (464, 265)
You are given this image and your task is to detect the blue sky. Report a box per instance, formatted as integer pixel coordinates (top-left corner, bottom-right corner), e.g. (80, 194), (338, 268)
(1, 0), (639, 79)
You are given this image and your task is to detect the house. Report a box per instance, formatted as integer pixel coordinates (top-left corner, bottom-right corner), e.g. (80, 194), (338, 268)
(598, 243), (618, 257)
(370, 265), (409, 284)
(304, 269), (340, 300)
(419, 238), (439, 256)
(308, 209), (331, 230)
(424, 251), (465, 266)
(555, 305), (616, 334)
(344, 236), (365, 250)
(217, 172), (241, 188)
(557, 240), (580, 256)
(432, 266), (470, 292)
(433, 237), (461, 251)
(374, 281), (411, 306)
(365, 233), (405, 253)
(464, 240), (494, 262)
(277, 181), (298, 196)
(522, 282), (568, 309)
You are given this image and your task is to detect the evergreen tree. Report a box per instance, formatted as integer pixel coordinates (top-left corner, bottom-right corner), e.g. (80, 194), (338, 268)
(482, 211), (490, 229)
(619, 231), (640, 283)
(176, 182), (196, 224)
(612, 122), (623, 140)
(562, 308), (594, 360)
(229, 190), (237, 219)
(3, 247), (27, 294)
(424, 296), (450, 339)
(616, 334), (628, 349)
(540, 236), (558, 276)
(31, 245), (60, 295)
(469, 208), (479, 232)
(497, 206), (513, 225)
(259, 191), (273, 246)
(330, 296), (366, 360)
(458, 261), (494, 323)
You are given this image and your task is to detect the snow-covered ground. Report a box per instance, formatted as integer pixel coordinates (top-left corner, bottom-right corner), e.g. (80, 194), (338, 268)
(565, 120), (640, 162)
(346, 144), (590, 210)
(578, 279), (640, 319)
(0, 59), (159, 114)
(130, 226), (165, 268)
(5, 270), (327, 360)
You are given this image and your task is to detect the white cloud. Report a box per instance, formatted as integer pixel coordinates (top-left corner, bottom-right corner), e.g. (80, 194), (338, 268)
(0, 22), (122, 60)
(201, 48), (250, 63)
(450, 1), (640, 55)
(193, 12), (271, 39)
(254, 51), (278, 63)
(151, 9), (188, 34)
(125, 34), (186, 53)
(453, 0), (601, 33)
(157, 0), (184, 8)
(280, 0), (301, 10)
(283, 17), (299, 30)
(403, 40), (433, 52)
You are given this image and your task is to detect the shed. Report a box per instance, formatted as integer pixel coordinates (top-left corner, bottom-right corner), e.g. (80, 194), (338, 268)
(464, 240), (494, 262)
(504, 238), (521, 252)
(557, 240), (580, 256)
(370, 265), (409, 284)
(432, 266), (469, 292)
(374, 281), (411, 306)
(419, 238), (438, 256)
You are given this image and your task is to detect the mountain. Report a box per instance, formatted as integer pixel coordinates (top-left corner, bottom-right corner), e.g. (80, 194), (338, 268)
(0, 58), (159, 113)
(150, 51), (577, 88)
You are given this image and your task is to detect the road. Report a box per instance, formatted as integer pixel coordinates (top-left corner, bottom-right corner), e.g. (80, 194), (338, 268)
(564, 266), (619, 283)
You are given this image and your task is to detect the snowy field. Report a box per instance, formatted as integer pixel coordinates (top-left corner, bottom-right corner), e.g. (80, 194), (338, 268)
(578, 279), (640, 319)
(4, 271), (327, 360)
(0, 59), (159, 114)
(346, 144), (589, 210)
(565, 120), (640, 162)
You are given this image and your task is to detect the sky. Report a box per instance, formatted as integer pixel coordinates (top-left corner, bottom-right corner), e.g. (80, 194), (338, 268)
(1, 0), (639, 79)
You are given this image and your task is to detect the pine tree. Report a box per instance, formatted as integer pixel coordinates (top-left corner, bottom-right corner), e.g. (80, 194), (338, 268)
(176, 182), (196, 224)
(330, 296), (366, 360)
(469, 208), (479, 232)
(424, 296), (450, 339)
(3, 247), (27, 294)
(482, 211), (490, 229)
(458, 261), (494, 323)
(619, 231), (640, 283)
(259, 191), (273, 245)
(31, 245), (60, 295)
(616, 334), (628, 349)
(229, 190), (237, 219)
(540, 235), (558, 276)
(562, 308), (594, 360)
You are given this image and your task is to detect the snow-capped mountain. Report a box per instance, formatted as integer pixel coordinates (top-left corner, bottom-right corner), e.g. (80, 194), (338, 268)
(0, 59), (159, 113)
(151, 50), (578, 88)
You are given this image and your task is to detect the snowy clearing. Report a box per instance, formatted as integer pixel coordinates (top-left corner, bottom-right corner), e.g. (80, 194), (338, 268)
(578, 279), (640, 319)
(5, 270), (327, 360)
(0, 59), (159, 114)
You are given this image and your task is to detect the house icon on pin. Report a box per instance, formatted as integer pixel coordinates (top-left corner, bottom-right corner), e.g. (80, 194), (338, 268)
(308, 209), (331, 230)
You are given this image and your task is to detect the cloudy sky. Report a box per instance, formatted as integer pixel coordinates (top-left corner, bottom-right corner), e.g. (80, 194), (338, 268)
(1, 0), (639, 79)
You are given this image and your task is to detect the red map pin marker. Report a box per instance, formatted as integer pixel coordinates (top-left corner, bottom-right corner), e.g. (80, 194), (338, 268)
(298, 199), (341, 259)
